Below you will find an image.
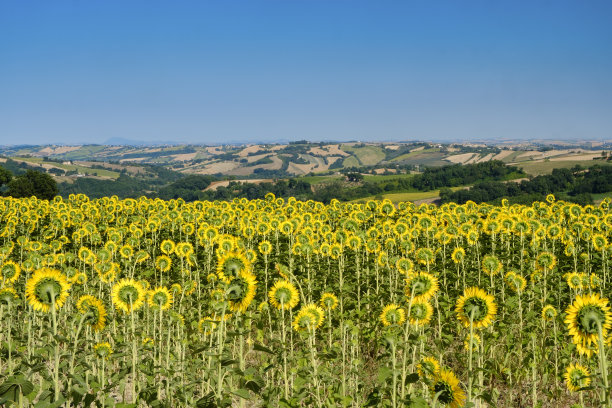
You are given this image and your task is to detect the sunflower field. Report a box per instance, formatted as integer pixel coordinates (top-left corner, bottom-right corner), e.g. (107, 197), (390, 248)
(0, 193), (610, 407)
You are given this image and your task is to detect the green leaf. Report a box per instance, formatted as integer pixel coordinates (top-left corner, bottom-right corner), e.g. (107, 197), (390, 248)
(253, 343), (274, 354)
(230, 388), (251, 399)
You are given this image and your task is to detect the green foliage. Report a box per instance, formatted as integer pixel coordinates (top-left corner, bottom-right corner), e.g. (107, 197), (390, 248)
(6, 169), (58, 200)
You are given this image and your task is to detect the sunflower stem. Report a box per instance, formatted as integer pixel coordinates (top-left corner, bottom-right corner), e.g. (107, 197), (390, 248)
(597, 322), (609, 407)
(468, 309), (474, 405)
(51, 297), (60, 402)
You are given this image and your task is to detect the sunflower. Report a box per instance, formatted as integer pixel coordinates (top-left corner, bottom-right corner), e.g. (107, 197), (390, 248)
(563, 363), (590, 393)
(198, 317), (217, 336)
(1, 261), (21, 285)
(268, 280), (300, 310)
(566, 272), (583, 290)
(216, 250), (251, 283)
(76, 295), (107, 331)
(541, 305), (557, 321)
(160, 239), (176, 255)
(148, 286), (173, 311)
(430, 369), (466, 408)
(293, 306), (318, 332)
(111, 278), (146, 314)
(535, 251), (556, 271)
(506, 273), (526, 293)
(226, 272), (257, 313)
(408, 299), (433, 326)
(481, 255), (502, 276)
(564, 293), (612, 350)
(405, 271), (439, 302)
(450, 247), (465, 264)
(0, 287), (18, 305)
(464, 332), (481, 351)
(455, 287), (497, 329)
(302, 303), (325, 329)
(380, 304), (406, 327)
(93, 342), (113, 360)
(320, 292), (338, 311)
(258, 240), (273, 256)
(417, 356), (440, 382)
(25, 268), (71, 313)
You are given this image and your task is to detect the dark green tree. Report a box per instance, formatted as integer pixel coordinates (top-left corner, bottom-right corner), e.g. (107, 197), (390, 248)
(7, 170), (58, 200)
(0, 166), (12, 187)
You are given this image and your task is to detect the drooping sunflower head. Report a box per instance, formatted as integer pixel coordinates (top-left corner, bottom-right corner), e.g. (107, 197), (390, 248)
(430, 369), (466, 408)
(198, 317), (217, 336)
(93, 342), (113, 360)
(25, 268), (71, 313)
(566, 272), (583, 290)
(408, 300), (433, 327)
(541, 305), (557, 322)
(506, 273), (526, 293)
(380, 304), (406, 327)
(148, 286), (173, 311)
(160, 239), (176, 255)
(292, 304), (324, 332)
(258, 240), (273, 256)
(464, 332), (481, 351)
(76, 295), (107, 331)
(320, 292), (338, 311)
(481, 255), (502, 276)
(564, 293), (612, 348)
(216, 250), (251, 283)
(535, 251), (556, 271)
(1, 261), (21, 285)
(417, 356), (440, 383)
(111, 278), (146, 314)
(268, 280), (299, 311)
(405, 271), (439, 302)
(226, 272), (257, 313)
(450, 247), (465, 264)
(455, 287), (497, 329)
(564, 363), (590, 393)
(0, 287), (19, 305)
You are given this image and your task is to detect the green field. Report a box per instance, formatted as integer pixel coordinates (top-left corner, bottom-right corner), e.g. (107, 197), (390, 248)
(13, 156), (120, 179)
(341, 145), (386, 166)
(352, 187), (464, 204)
(518, 159), (610, 176)
(390, 147), (441, 162)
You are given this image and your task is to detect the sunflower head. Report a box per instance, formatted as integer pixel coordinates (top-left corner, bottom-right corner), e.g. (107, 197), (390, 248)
(541, 305), (557, 322)
(455, 287), (497, 329)
(430, 369), (466, 408)
(226, 272), (257, 313)
(217, 250), (251, 283)
(464, 332), (481, 351)
(417, 356), (440, 383)
(25, 268), (71, 313)
(292, 304), (324, 332)
(268, 280), (300, 311)
(564, 363), (590, 393)
(76, 295), (107, 331)
(408, 300), (433, 327)
(405, 271), (439, 302)
(320, 292), (338, 311)
(450, 247), (465, 264)
(1, 261), (21, 285)
(111, 278), (146, 314)
(380, 304), (406, 327)
(0, 287), (19, 305)
(93, 342), (113, 360)
(564, 293), (612, 349)
(148, 286), (173, 311)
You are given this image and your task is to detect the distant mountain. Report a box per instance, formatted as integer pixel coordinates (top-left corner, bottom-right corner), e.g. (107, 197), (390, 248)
(104, 137), (184, 146)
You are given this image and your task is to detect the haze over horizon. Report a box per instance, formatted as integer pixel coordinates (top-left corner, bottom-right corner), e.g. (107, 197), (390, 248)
(2, 1), (612, 145)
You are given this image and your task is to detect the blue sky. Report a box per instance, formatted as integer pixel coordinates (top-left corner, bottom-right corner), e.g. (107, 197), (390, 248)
(1, 1), (611, 145)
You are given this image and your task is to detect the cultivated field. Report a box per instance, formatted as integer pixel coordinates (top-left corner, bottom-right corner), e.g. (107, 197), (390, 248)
(0, 194), (610, 407)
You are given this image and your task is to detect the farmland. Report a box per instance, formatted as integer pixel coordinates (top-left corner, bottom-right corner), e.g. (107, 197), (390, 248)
(0, 194), (610, 407)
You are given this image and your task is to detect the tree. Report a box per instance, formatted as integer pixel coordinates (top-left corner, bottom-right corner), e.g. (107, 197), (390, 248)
(0, 166), (12, 187)
(6, 170), (58, 200)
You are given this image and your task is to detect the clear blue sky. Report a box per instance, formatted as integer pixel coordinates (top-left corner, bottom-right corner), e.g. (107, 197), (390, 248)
(1, 1), (611, 145)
